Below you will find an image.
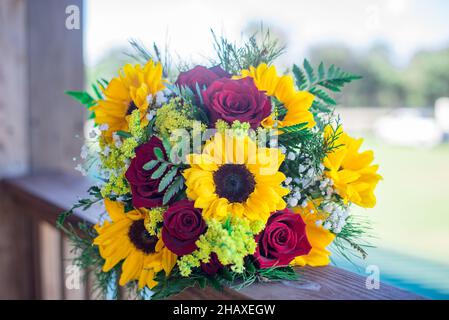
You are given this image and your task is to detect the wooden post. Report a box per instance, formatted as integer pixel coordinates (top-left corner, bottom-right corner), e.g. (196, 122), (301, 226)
(0, 0), (84, 299)
(0, 0), (28, 177)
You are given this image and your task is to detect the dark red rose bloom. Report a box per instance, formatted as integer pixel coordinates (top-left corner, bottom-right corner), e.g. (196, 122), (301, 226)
(253, 209), (312, 269)
(162, 199), (207, 256)
(201, 253), (223, 275)
(202, 77), (272, 129)
(175, 65), (230, 93)
(125, 136), (168, 208)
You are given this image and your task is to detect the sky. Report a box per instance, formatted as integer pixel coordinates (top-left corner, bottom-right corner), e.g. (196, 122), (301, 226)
(85, 0), (449, 67)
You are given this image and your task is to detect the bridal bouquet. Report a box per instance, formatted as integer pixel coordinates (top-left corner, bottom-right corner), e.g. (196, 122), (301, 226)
(60, 30), (381, 299)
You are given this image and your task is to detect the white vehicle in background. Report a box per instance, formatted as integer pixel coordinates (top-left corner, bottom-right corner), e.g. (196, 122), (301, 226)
(374, 108), (444, 148)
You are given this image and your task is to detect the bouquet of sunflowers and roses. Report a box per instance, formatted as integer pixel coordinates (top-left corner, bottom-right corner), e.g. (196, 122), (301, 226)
(59, 29), (381, 299)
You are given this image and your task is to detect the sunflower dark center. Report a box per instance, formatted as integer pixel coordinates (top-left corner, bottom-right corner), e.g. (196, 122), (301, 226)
(128, 219), (157, 254)
(126, 100), (138, 115)
(213, 164), (255, 203)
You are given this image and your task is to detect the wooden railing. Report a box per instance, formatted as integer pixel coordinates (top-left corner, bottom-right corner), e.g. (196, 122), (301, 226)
(0, 171), (425, 300)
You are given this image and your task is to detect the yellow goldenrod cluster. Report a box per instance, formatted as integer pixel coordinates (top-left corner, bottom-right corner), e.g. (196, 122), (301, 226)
(215, 120), (251, 137)
(177, 216), (258, 276)
(155, 97), (194, 137)
(143, 207), (166, 236)
(99, 110), (145, 197)
(215, 119), (229, 133)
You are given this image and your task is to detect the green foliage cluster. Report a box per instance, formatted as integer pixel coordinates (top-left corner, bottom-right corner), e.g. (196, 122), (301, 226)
(211, 26), (286, 74)
(151, 260), (297, 300)
(331, 215), (374, 267)
(293, 59), (361, 114)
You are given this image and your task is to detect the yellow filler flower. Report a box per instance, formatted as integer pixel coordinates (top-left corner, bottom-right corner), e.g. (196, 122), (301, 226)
(93, 199), (176, 289)
(324, 126), (382, 208)
(236, 63), (315, 130)
(92, 60), (165, 140)
(183, 133), (289, 223)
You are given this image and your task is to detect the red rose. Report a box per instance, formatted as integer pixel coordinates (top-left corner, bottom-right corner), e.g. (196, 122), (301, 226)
(175, 65), (230, 93)
(202, 77), (271, 129)
(125, 136), (168, 208)
(201, 253), (223, 275)
(162, 200), (207, 256)
(253, 209), (312, 268)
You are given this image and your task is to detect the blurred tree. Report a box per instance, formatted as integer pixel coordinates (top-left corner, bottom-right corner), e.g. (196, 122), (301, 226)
(309, 43), (449, 108)
(405, 47), (449, 107)
(309, 43), (406, 107)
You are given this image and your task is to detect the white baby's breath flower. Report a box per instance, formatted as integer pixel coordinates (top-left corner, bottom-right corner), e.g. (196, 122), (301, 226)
(103, 146), (111, 157)
(112, 132), (122, 148)
(80, 145), (88, 159)
(75, 164), (87, 176)
(288, 197), (299, 207)
(147, 110), (156, 121)
(99, 124), (109, 131)
(284, 177), (292, 185)
(89, 130), (98, 139)
(298, 164), (307, 173)
(279, 146), (287, 154)
(287, 152), (296, 161)
(269, 139), (278, 148)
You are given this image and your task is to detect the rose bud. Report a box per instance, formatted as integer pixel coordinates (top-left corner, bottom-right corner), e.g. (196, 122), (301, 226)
(253, 209), (312, 268)
(125, 136), (169, 208)
(162, 199), (207, 256)
(201, 253), (223, 275)
(202, 77), (272, 129)
(175, 65), (230, 101)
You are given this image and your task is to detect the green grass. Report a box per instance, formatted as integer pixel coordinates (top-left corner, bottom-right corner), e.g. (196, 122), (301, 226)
(352, 135), (449, 265)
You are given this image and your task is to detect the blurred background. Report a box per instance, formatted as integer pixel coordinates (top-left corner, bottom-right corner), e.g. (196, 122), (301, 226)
(1, 0), (448, 299)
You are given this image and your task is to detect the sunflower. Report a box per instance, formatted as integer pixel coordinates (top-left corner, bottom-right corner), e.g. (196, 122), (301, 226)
(93, 199), (177, 289)
(324, 126), (382, 208)
(235, 63), (315, 130)
(291, 204), (335, 267)
(92, 60), (165, 140)
(183, 133), (289, 223)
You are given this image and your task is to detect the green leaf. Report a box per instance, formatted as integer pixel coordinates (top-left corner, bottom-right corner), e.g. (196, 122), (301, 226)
(292, 64), (307, 91)
(309, 87), (336, 105)
(207, 277), (223, 291)
(303, 59), (316, 84)
(91, 83), (103, 100)
(318, 62), (325, 80)
(66, 91), (96, 108)
(153, 147), (164, 161)
(162, 137), (172, 159)
(163, 176), (184, 205)
(56, 210), (72, 229)
(151, 163), (168, 179)
(115, 130), (132, 138)
(143, 160), (159, 171)
(158, 167), (178, 192)
(311, 100), (332, 113)
(221, 267), (234, 282)
(246, 260), (257, 273)
(198, 277), (207, 289)
(278, 122), (308, 133)
(146, 116), (157, 137)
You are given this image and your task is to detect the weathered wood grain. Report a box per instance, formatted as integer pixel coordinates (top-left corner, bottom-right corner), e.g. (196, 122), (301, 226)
(2, 172), (426, 300)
